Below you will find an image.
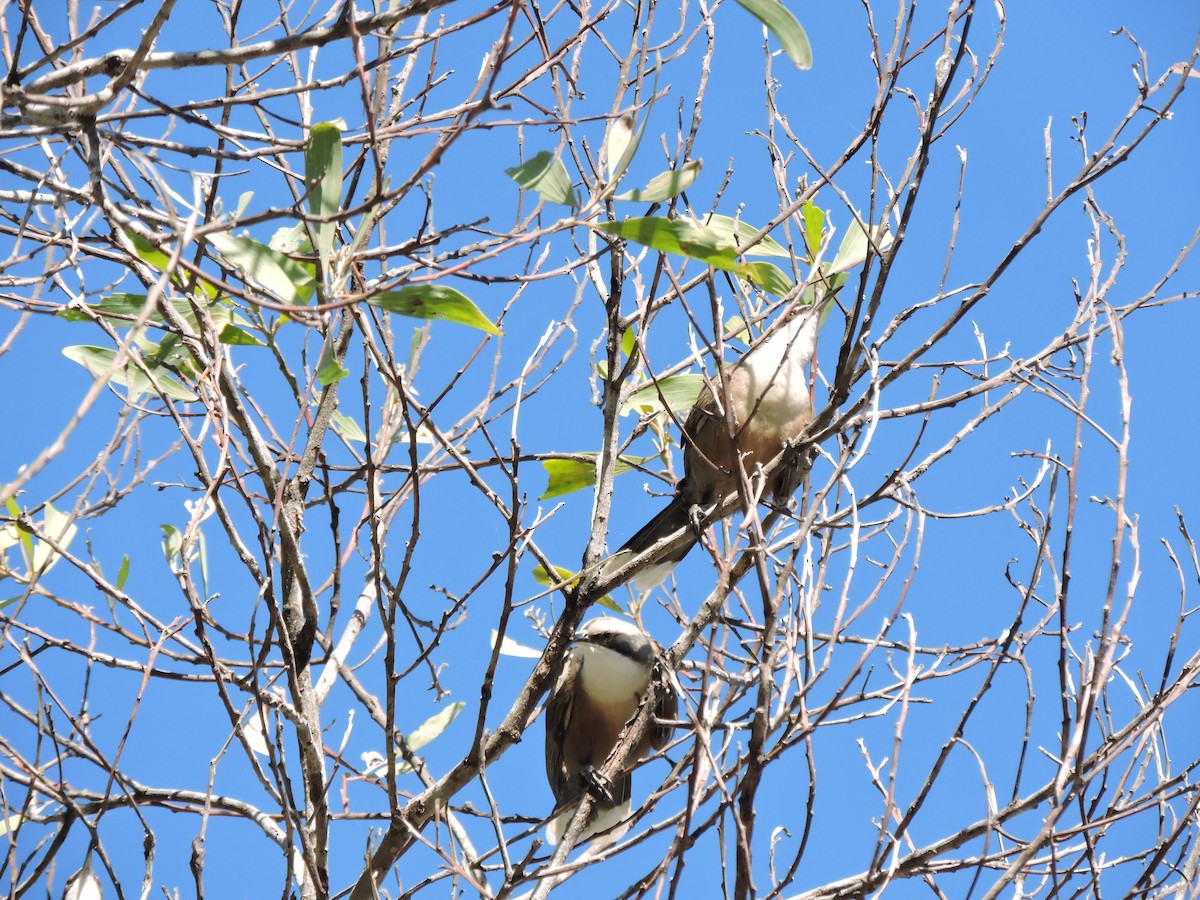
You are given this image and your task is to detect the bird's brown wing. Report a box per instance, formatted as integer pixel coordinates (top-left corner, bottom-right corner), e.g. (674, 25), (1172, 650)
(545, 650), (582, 804)
(650, 659), (679, 752)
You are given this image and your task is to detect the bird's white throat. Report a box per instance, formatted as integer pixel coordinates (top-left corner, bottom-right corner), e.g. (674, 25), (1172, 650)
(576, 644), (651, 704)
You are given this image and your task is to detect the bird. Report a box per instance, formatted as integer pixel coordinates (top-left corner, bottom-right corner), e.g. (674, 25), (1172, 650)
(543, 616), (677, 847)
(612, 299), (821, 590)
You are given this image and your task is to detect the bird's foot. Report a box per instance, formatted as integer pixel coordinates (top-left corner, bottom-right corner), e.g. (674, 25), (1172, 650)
(580, 764), (617, 805)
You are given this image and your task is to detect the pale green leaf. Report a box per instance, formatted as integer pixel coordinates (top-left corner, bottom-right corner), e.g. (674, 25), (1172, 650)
(305, 122), (344, 273)
(830, 217), (894, 273)
(744, 261), (797, 297)
(161, 524), (182, 571)
(702, 214), (792, 258)
(614, 159), (702, 203)
(209, 231), (316, 306)
(505, 151), (577, 208)
(368, 285), (501, 336)
(395, 702), (465, 774)
(218, 323), (267, 347)
(62, 345), (198, 402)
(116, 554), (131, 590)
(734, 0), (813, 69)
(331, 410), (366, 443)
(622, 373), (706, 417)
(531, 563), (619, 609)
(604, 112), (636, 182)
(595, 217), (742, 271)
(32, 503), (76, 573)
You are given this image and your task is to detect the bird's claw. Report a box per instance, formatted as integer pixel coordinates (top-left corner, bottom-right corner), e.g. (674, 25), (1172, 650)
(580, 764), (617, 805)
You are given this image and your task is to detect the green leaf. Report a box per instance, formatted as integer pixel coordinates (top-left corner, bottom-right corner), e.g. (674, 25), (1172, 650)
(622, 373), (706, 417)
(533, 564), (580, 586)
(595, 217), (741, 271)
(209, 231), (316, 306)
(270, 222), (310, 254)
(734, 0), (813, 69)
(316, 341), (348, 386)
(396, 702), (465, 774)
(596, 594), (626, 613)
(505, 151), (577, 208)
(161, 524), (182, 570)
(331, 410), (366, 443)
(604, 112), (636, 182)
(218, 323), (267, 347)
(305, 121), (344, 274)
(621, 324), (638, 359)
(62, 345), (198, 402)
(614, 159), (702, 203)
(368, 285), (501, 336)
(541, 459), (600, 500)
(800, 202), (825, 262)
(830, 216), (894, 274)
(540, 454), (653, 500)
(702, 214), (792, 258)
(724, 315), (751, 344)
(58, 293), (157, 324)
(123, 229), (173, 272)
(32, 503), (76, 573)
(744, 261), (797, 297)
(116, 554), (131, 590)
(532, 563), (620, 610)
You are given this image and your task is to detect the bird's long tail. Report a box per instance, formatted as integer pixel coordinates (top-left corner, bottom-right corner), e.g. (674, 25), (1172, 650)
(610, 493), (698, 590)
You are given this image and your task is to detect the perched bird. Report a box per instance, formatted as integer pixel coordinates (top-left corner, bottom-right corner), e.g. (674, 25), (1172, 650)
(544, 617), (677, 846)
(614, 300), (821, 590)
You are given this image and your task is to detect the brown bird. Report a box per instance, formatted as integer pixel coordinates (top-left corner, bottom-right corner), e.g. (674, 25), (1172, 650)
(544, 617), (677, 846)
(614, 300), (820, 590)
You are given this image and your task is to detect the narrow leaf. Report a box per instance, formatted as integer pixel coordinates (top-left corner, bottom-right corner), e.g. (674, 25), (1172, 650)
(506, 151), (577, 208)
(532, 563), (620, 610)
(116, 554), (131, 590)
(331, 410), (366, 443)
(744, 261), (797, 297)
(540, 454), (653, 499)
(218, 323), (266, 347)
(702, 214), (792, 258)
(622, 373), (706, 417)
(32, 503), (76, 573)
(124, 229), (173, 271)
(368, 285), (501, 336)
(305, 122), (344, 273)
(395, 702), (465, 774)
(830, 217), (894, 273)
(604, 112), (636, 182)
(734, 0), (813, 69)
(540, 459), (600, 500)
(209, 231), (316, 306)
(800, 202), (825, 261)
(316, 341), (348, 386)
(614, 159), (702, 203)
(620, 325), (637, 359)
(63, 346), (198, 402)
(595, 217), (740, 271)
